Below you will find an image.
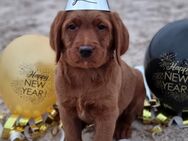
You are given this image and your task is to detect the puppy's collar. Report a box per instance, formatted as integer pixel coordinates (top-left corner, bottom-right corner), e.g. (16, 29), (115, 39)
(65, 0), (110, 11)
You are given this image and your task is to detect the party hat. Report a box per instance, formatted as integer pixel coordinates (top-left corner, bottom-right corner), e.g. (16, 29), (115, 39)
(65, 0), (110, 11)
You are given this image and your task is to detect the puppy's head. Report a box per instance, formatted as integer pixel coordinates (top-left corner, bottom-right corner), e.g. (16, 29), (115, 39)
(50, 11), (129, 68)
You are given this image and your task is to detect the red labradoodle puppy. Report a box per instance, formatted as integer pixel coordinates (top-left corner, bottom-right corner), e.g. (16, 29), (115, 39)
(50, 10), (145, 141)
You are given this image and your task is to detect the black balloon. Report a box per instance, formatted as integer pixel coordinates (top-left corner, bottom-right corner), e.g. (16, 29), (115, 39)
(145, 19), (188, 112)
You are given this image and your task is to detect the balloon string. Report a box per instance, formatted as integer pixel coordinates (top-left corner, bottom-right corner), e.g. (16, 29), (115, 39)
(135, 65), (152, 100)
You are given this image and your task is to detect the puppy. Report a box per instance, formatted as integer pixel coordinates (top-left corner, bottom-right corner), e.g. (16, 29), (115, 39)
(50, 10), (145, 141)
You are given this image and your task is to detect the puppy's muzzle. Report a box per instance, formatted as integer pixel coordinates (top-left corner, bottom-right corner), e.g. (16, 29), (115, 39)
(79, 46), (93, 58)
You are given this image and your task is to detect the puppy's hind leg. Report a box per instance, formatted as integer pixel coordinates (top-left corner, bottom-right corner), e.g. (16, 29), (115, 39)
(114, 83), (145, 140)
(113, 109), (134, 140)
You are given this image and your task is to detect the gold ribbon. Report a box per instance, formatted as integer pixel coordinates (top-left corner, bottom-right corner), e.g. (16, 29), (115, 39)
(0, 105), (61, 140)
(141, 98), (188, 130)
(2, 115), (19, 139)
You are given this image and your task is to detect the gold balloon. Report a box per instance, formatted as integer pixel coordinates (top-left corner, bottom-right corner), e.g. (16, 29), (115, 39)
(0, 35), (56, 118)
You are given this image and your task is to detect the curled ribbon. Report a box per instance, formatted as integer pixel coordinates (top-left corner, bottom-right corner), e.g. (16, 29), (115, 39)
(0, 105), (62, 141)
(140, 97), (188, 136)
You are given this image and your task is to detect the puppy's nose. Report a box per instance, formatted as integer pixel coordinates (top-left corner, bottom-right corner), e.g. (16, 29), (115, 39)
(79, 46), (93, 58)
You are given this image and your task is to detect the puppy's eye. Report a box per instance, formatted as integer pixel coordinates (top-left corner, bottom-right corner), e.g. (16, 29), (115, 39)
(97, 24), (107, 30)
(67, 23), (78, 31)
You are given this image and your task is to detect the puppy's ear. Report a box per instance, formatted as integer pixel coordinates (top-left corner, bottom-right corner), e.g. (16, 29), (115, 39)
(110, 12), (129, 65)
(50, 11), (66, 63)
